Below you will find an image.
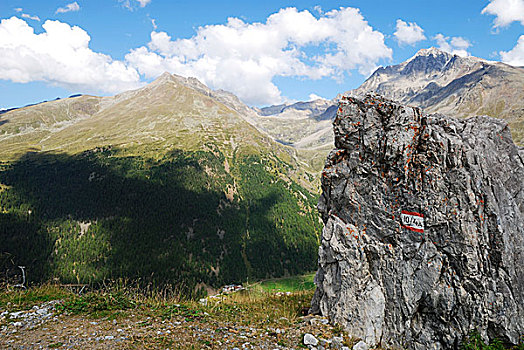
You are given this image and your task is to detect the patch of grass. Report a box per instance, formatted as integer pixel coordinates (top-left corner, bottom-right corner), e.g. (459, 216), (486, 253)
(158, 303), (207, 321)
(0, 284), (72, 311)
(461, 331), (524, 350)
(205, 289), (314, 326)
(248, 273), (316, 293)
(147, 287), (314, 328)
(0, 282), (143, 318)
(56, 291), (134, 316)
(0, 277), (316, 326)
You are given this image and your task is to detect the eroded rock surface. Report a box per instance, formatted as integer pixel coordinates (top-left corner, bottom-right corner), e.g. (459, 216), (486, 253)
(311, 95), (524, 349)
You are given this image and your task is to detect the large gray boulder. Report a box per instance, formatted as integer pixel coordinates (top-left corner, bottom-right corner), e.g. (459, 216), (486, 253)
(311, 95), (524, 349)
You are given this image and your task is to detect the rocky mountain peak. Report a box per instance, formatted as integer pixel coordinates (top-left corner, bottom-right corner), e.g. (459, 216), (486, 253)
(349, 49), (524, 145)
(410, 47), (451, 59)
(155, 71), (175, 81)
(148, 71), (207, 91)
(402, 47), (454, 75)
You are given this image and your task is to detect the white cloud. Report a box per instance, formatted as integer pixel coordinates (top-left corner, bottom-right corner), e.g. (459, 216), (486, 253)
(434, 34), (471, 57)
(56, 2), (80, 14)
(21, 13), (40, 21)
(450, 36), (470, 49)
(500, 35), (524, 66)
(482, 0), (524, 28)
(137, 0), (152, 7)
(394, 19), (426, 46)
(120, 0), (151, 10)
(0, 16), (141, 94)
(14, 7), (40, 21)
(309, 93), (327, 101)
(125, 7), (392, 105)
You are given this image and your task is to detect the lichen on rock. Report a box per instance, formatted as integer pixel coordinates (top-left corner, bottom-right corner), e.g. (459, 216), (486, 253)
(311, 94), (524, 349)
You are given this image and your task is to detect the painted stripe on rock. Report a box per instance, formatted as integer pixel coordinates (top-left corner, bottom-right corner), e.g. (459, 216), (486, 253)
(401, 210), (424, 232)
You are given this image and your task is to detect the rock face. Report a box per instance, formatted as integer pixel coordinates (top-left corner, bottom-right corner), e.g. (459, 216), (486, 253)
(311, 95), (524, 349)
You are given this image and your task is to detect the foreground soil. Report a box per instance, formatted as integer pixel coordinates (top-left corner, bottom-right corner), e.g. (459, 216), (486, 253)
(0, 287), (353, 350)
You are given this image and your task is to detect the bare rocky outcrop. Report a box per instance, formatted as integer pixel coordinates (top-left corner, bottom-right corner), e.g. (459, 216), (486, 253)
(311, 94), (524, 349)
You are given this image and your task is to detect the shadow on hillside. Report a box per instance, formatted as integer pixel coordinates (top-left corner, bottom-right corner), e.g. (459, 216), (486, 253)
(0, 118), (9, 126)
(0, 149), (305, 295)
(0, 214), (50, 286)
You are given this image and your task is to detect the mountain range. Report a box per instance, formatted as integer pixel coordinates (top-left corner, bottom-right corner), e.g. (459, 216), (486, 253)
(256, 47), (524, 156)
(1, 47), (523, 295)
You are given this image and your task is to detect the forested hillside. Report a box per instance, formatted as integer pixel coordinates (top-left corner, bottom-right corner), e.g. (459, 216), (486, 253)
(0, 74), (322, 298)
(0, 145), (321, 297)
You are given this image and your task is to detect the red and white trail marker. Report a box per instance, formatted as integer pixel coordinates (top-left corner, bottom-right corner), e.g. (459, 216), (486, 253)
(401, 210), (424, 233)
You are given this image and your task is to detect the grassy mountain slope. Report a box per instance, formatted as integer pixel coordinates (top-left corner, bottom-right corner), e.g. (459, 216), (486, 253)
(0, 95), (103, 159)
(0, 73), (321, 297)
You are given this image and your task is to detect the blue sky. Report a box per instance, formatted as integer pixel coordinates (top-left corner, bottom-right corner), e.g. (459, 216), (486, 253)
(0, 0), (523, 109)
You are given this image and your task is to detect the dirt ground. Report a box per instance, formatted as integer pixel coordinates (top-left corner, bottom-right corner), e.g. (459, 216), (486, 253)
(1, 304), (349, 349)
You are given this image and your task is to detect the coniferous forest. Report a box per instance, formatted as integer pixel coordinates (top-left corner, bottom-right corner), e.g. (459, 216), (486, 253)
(0, 146), (321, 298)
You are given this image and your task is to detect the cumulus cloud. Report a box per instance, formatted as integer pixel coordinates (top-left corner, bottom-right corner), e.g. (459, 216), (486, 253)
(500, 35), (524, 66)
(56, 2), (80, 14)
(434, 34), (471, 57)
(394, 19), (426, 46)
(482, 0), (524, 28)
(309, 93), (327, 101)
(0, 16), (141, 94)
(125, 7), (392, 105)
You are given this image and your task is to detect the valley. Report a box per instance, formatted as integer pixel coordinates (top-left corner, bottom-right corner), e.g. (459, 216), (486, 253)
(2, 48), (524, 295)
(1, 46), (524, 350)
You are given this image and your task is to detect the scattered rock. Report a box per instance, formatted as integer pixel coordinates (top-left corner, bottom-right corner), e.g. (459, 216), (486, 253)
(304, 333), (319, 346)
(319, 338), (330, 347)
(331, 336), (343, 349)
(1, 294), (353, 349)
(3, 300), (60, 331)
(352, 341), (368, 350)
